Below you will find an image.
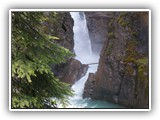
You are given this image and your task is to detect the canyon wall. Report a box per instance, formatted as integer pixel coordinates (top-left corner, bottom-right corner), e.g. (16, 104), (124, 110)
(43, 12), (74, 51)
(45, 12), (88, 85)
(85, 12), (113, 55)
(84, 12), (149, 108)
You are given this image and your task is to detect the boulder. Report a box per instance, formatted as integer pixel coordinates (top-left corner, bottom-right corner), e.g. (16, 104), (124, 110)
(83, 73), (96, 98)
(54, 58), (88, 85)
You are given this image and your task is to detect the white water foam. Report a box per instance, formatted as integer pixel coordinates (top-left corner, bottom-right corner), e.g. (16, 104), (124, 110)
(58, 12), (124, 108)
(71, 64), (98, 100)
(70, 12), (99, 64)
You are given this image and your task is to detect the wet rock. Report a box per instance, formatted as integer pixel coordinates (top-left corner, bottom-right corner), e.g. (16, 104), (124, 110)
(85, 12), (114, 55)
(46, 12), (87, 85)
(43, 12), (74, 51)
(83, 73), (96, 98)
(84, 12), (149, 108)
(55, 58), (88, 85)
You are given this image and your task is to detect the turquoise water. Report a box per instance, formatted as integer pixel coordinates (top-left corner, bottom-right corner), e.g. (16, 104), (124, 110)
(66, 64), (124, 109)
(67, 98), (125, 108)
(68, 12), (125, 109)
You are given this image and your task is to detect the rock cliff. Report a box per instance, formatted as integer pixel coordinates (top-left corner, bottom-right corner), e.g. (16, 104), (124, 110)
(45, 12), (88, 85)
(85, 12), (113, 55)
(54, 58), (88, 85)
(83, 12), (149, 108)
(43, 12), (74, 51)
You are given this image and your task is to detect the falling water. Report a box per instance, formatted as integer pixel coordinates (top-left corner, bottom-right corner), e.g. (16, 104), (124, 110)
(70, 12), (99, 64)
(70, 12), (99, 99)
(58, 12), (124, 108)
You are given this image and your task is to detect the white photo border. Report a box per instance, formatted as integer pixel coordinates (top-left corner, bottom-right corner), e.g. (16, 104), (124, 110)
(9, 9), (151, 111)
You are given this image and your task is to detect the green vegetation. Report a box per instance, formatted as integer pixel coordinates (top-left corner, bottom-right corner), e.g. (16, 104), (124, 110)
(105, 42), (113, 56)
(108, 18), (114, 30)
(106, 18), (116, 56)
(118, 19), (129, 28)
(117, 12), (129, 28)
(136, 57), (148, 96)
(108, 32), (115, 38)
(117, 12), (148, 87)
(124, 40), (138, 63)
(124, 39), (148, 96)
(11, 12), (74, 108)
(107, 12), (149, 101)
(136, 57), (148, 80)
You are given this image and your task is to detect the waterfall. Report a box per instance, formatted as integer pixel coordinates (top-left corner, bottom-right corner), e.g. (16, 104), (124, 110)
(71, 64), (98, 100)
(70, 12), (100, 99)
(57, 12), (124, 108)
(70, 12), (99, 64)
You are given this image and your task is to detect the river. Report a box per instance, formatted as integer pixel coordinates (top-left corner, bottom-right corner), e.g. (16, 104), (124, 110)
(59, 12), (124, 108)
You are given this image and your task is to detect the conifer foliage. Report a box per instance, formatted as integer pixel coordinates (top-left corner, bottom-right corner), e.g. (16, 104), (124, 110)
(11, 11), (73, 108)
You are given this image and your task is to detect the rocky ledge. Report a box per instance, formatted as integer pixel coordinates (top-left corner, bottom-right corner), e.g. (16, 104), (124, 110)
(55, 58), (88, 85)
(83, 12), (149, 109)
(46, 12), (88, 85)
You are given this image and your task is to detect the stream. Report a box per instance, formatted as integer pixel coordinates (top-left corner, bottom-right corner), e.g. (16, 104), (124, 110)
(59, 12), (124, 108)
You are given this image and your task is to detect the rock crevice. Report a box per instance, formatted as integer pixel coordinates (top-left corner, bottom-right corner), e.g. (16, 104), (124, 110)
(47, 12), (88, 85)
(83, 12), (149, 108)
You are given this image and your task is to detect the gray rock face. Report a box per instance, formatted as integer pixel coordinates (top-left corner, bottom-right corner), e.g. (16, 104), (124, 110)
(54, 58), (88, 85)
(85, 12), (113, 55)
(83, 73), (96, 98)
(44, 12), (74, 51)
(56, 12), (74, 52)
(84, 12), (149, 108)
(47, 12), (89, 85)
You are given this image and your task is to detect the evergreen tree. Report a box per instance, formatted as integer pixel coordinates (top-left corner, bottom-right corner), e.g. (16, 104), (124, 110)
(11, 12), (74, 108)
